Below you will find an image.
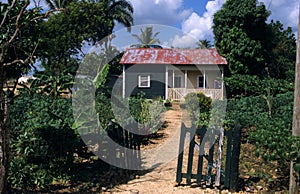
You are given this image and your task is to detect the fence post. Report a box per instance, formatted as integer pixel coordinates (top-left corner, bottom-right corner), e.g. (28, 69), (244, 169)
(215, 127), (224, 187)
(186, 125), (196, 184)
(176, 123), (187, 184)
(196, 126), (207, 185)
(207, 128), (215, 185)
(229, 124), (242, 190)
(224, 128), (233, 188)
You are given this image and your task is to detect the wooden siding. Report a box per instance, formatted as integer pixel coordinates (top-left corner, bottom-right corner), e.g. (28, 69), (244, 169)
(125, 64), (166, 99)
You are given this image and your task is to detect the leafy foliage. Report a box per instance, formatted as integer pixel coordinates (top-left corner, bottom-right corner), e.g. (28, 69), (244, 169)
(196, 39), (213, 49)
(38, 0), (133, 76)
(0, 0), (42, 80)
(8, 94), (80, 190)
(44, 0), (75, 9)
(213, 0), (269, 75)
(38, 0), (112, 75)
(129, 94), (165, 134)
(184, 92), (212, 127)
(226, 92), (300, 172)
(102, 0), (134, 32)
(213, 0), (296, 96)
(132, 26), (161, 46)
(20, 68), (74, 98)
(224, 75), (294, 97)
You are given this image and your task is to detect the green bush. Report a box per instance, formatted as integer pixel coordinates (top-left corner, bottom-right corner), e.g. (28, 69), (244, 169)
(225, 95), (268, 128)
(9, 93), (80, 190)
(95, 92), (165, 140)
(184, 92), (212, 127)
(226, 92), (300, 173)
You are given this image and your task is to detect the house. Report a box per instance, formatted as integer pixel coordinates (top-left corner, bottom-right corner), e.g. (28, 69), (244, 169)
(119, 48), (227, 100)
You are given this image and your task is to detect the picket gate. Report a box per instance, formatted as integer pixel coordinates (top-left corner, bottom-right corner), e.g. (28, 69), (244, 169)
(176, 123), (242, 190)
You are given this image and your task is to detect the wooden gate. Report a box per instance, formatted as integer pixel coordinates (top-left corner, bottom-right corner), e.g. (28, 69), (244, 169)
(107, 123), (142, 170)
(176, 123), (242, 190)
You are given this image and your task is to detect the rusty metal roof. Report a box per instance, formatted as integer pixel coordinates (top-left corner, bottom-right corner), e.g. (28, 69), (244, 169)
(120, 48), (227, 65)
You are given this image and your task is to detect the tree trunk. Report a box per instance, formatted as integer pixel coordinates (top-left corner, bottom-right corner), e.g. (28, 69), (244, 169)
(0, 66), (10, 193)
(290, 0), (300, 193)
(290, 161), (299, 194)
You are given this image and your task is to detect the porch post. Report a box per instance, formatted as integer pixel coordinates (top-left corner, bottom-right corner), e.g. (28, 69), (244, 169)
(184, 70), (187, 96)
(203, 70), (206, 90)
(172, 69), (175, 88)
(122, 64), (125, 98)
(165, 65), (168, 100)
(221, 70), (224, 100)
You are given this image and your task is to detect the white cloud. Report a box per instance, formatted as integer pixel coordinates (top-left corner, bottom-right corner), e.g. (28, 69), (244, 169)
(172, 0), (298, 48)
(172, 0), (225, 47)
(128, 0), (192, 25)
(170, 34), (197, 48)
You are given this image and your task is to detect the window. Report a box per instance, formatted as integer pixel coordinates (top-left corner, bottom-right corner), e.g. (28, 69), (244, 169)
(174, 76), (182, 88)
(214, 79), (222, 89)
(138, 75), (150, 88)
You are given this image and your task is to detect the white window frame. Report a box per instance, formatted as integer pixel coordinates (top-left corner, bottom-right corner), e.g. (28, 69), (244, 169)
(138, 75), (151, 88)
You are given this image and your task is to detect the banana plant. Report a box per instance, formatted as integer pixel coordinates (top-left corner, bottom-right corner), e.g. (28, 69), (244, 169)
(23, 70), (74, 98)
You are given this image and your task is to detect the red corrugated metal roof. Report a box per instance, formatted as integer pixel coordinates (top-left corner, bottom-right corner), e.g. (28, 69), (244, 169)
(120, 48), (227, 65)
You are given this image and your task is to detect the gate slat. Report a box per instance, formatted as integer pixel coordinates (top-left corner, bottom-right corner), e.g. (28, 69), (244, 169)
(224, 129), (233, 188)
(176, 123), (187, 184)
(229, 124), (242, 190)
(176, 123), (241, 190)
(207, 129), (215, 185)
(186, 126), (196, 184)
(197, 126), (207, 185)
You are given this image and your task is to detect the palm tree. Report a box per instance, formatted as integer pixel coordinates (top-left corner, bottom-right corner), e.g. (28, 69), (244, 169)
(132, 26), (161, 46)
(196, 39), (213, 49)
(103, 0), (134, 33)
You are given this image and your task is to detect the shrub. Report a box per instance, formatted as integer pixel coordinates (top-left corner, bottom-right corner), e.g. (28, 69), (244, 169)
(9, 93), (80, 190)
(184, 92), (212, 127)
(95, 92), (165, 141)
(226, 92), (300, 174)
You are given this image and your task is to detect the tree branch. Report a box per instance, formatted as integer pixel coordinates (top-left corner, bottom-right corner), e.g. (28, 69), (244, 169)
(31, 8), (66, 22)
(0, 0), (17, 29)
(7, 0), (30, 45)
(3, 40), (40, 67)
(1, 1), (64, 67)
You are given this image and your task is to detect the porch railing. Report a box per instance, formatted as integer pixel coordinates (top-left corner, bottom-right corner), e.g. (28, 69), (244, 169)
(168, 88), (223, 101)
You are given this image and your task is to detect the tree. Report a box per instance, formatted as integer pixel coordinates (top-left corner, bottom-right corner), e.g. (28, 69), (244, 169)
(290, 2), (300, 193)
(213, 0), (270, 76)
(265, 20), (296, 80)
(212, 0), (296, 96)
(0, 0), (62, 192)
(103, 0), (134, 33)
(196, 39), (213, 49)
(132, 26), (161, 46)
(44, 0), (75, 9)
(38, 0), (133, 76)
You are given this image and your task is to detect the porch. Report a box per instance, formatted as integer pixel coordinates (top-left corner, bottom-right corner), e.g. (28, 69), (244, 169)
(165, 65), (224, 101)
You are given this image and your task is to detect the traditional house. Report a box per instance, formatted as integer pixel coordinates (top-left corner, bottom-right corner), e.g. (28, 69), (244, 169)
(119, 48), (227, 100)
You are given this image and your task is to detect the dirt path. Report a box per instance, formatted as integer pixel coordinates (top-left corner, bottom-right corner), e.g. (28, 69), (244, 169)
(104, 103), (238, 194)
